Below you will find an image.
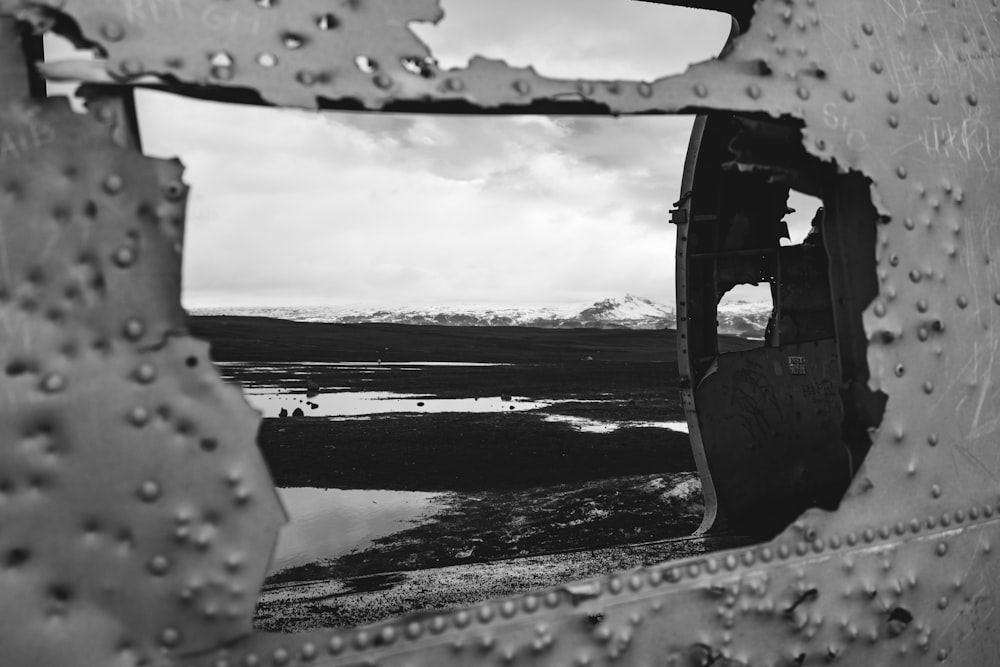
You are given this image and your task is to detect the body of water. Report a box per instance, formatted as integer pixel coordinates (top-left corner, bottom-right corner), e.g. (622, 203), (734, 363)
(271, 488), (445, 572)
(242, 390), (552, 418)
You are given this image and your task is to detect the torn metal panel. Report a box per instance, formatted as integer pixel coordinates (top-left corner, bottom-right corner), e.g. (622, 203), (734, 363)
(188, 516), (1000, 666)
(0, 98), (285, 665)
(0, 0), (999, 665)
(0, 0), (775, 113)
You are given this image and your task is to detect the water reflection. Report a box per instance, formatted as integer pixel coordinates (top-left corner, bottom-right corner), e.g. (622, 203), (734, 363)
(271, 488), (445, 571)
(242, 390), (551, 418)
(542, 415), (690, 433)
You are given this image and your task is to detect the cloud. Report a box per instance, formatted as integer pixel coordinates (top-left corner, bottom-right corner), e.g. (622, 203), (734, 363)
(413, 0), (731, 80)
(133, 1), (732, 309)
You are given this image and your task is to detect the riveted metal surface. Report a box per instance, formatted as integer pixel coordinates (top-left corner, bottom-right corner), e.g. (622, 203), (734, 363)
(2, 0), (1000, 666)
(187, 514), (1000, 667)
(0, 98), (285, 665)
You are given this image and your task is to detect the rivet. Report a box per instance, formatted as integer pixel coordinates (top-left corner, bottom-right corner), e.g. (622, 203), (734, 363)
(378, 627), (396, 646)
(871, 60), (884, 74)
(121, 58), (145, 76)
(373, 74), (393, 89)
(327, 636), (344, 655)
(123, 319), (145, 340)
(104, 174), (124, 194)
(40, 373), (66, 394)
(888, 114), (899, 128)
(929, 91), (940, 104)
(148, 554), (170, 575)
(778, 544), (791, 559)
(352, 630), (370, 650)
(967, 93), (979, 106)
(888, 90), (900, 104)
(500, 600), (516, 618)
(523, 595), (539, 612)
(444, 77), (464, 92)
(405, 622), (423, 640)
(760, 547), (774, 562)
(910, 518), (921, 533)
(687, 563), (702, 577)
(986, 504), (995, 518)
(958, 295), (969, 308)
(694, 83), (708, 98)
(513, 80), (531, 95)
(843, 89), (856, 102)
(797, 86), (810, 100)
(932, 484), (942, 498)
(955, 509), (966, 523)
(101, 22), (126, 41)
(874, 302), (887, 317)
(923, 381), (934, 394)
(747, 84), (762, 99)
(637, 82), (653, 98)
(296, 71), (317, 86)
(430, 616), (447, 633)
(159, 627), (182, 647)
(897, 165), (908, 179)
(544, 591), (560, 607)
(879, 525), (892, 539)
(863, 528), (875, 543)
(917, 299), (929, 313)
(970, 506), (980, 520)
(138, 480), (161, 502)
(134, 363), (157, 384)
(113, 246), (137, 268)
(936, 542), (948, 557)
(129, 406), (151, 427)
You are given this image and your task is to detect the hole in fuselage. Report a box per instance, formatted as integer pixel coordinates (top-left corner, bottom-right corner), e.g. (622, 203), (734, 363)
(679, 113), (885, 538)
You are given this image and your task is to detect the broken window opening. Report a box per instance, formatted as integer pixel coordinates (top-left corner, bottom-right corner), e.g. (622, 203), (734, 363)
(677, 112), (885, 539)
(122, 87), (731, 632)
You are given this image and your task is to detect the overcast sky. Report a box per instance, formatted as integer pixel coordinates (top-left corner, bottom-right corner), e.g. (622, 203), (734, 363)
(135, 1), (738, 309)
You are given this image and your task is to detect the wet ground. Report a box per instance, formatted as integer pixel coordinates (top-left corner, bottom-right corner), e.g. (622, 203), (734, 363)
(189, 317), (757, 631)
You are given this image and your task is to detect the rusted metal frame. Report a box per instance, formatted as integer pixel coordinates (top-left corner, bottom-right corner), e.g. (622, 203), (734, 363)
(675, 114), (723, 536)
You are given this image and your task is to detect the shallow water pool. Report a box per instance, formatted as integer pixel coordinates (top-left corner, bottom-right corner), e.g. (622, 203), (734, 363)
(270, 488), (445, 572)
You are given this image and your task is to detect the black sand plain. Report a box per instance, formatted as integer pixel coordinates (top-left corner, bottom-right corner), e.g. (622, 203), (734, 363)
(191, 316), (757, 630)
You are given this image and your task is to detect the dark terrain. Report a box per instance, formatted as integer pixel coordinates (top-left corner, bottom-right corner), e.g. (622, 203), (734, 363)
(190, 316), (757, 630)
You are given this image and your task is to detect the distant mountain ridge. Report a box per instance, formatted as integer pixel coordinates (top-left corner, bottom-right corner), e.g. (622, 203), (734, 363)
(191, 295), (772, 336)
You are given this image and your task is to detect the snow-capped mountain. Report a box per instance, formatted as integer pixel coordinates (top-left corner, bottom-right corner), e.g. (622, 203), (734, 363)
(190, 295), (772, 335)
(191, 295), (674, 330)
(716, 300), (772, 339)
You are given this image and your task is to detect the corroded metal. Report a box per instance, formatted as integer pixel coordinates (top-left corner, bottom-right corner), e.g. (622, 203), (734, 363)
(1, 0), (1000, 666)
